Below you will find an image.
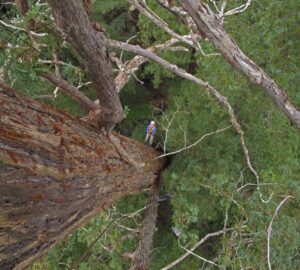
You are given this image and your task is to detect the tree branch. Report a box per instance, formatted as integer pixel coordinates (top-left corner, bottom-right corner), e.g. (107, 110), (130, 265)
(129, 0), (197, 49)
(110, 40), (255, 168)
(179, 0), (300, 130)
(114, 37), (188, 92)
(156, 125), (232, 159)
(267, 196), (293, 270)
(156, 0), (200, 37)
(161, 228), (233, 270)
(42, 73), (98, 112)
(47, 0), (123, 129)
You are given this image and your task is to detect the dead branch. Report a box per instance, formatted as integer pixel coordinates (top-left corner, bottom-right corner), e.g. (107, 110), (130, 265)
(114, 37), (189, 92)
(179, 0), (300, 130)
(107, 39), (266, 202)
(156, 125), (232, 159)
(161, 228), (233, 270)
(0, 19), (47, 37)
(129, 0), (197, 49)
(42, 73), (98, 112)
(156, 0), (200, 36)
(267, 196), (293, 270)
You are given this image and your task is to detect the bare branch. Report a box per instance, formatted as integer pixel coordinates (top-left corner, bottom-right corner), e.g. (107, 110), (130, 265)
(114, 37), (188, 92)
(42, 73), (98, 112)
(179, 0), (300, 130)
(161, 228), (233, 270)
(156, 125), (232, 159)
(267, 196), (293, 270)
(223, 0), (252, 17)
(0, 19), (47, 37)
(178, 239), (219, 267)
(156, 0), (200, 36)
(108, 40), (261, 199)
(129, 0), (197, 49)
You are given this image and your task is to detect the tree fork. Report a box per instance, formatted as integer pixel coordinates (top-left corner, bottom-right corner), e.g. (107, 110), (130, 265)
(47, 0), (123, 129)
(0, 83), (163, 270)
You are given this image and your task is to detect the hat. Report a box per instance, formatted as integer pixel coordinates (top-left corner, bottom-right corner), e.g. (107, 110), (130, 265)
(150, 121), (155, 125)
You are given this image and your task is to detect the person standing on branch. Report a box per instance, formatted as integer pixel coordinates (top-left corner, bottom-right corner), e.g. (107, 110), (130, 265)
(145, 121), (157, 146)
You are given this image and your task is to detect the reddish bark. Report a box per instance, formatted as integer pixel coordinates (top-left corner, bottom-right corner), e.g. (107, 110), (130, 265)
(0, 83), (163, 270)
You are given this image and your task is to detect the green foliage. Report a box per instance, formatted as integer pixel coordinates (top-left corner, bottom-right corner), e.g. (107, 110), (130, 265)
(2, 0), (299, 269)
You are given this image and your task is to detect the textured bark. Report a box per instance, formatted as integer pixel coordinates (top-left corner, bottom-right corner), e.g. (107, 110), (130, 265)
(0, 84), (163, 270)
(129, 177), (161, 270)
(15, 0), (29, 16)
(179, 0), (300, 130)
(47, 0), (123, 129)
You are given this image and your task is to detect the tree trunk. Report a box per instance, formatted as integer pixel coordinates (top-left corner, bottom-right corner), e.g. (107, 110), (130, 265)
(129, 176), (161, 270)
(47, 0), (123, 129)
(179, 0), (300, 130)
(15, 0), (29, 17)
(0, 85), (163, 270)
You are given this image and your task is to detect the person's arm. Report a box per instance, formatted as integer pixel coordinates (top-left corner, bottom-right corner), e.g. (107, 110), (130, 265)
(146, 125), (150, 133)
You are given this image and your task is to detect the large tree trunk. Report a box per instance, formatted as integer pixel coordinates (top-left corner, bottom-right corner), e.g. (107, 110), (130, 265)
(47, 0), (123, 129)
(179, 0), (300, 130)
(0, 85), (163, 270)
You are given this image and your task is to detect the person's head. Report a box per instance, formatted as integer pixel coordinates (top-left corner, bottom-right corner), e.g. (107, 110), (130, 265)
(150, 120), (155, 126)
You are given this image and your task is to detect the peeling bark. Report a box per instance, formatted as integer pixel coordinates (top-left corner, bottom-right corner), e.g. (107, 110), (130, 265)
(179, 0), (300, 130)
(0, 83), (163, 270)
(47, 0), (123, 129)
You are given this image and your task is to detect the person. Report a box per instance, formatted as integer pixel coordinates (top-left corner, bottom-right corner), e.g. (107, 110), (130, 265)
(145, 121), (157, 146)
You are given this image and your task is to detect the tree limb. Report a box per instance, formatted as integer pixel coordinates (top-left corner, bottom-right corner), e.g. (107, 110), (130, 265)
(47, 0), (123, 129)
(267, 196), (293, 270)
(114, 37), (188, 92)
(108, 39), (271, 202)
(179, 0), (300, 130)
(42, 73), (98, 112)
(161, 228), (233, 270)
(129, 0), (197, 49)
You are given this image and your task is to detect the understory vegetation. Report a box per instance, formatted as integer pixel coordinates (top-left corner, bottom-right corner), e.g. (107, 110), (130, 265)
(1, 0), (300, 269)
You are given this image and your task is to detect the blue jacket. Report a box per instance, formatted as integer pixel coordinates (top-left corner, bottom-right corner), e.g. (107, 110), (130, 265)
(146, 124), (157, 135)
